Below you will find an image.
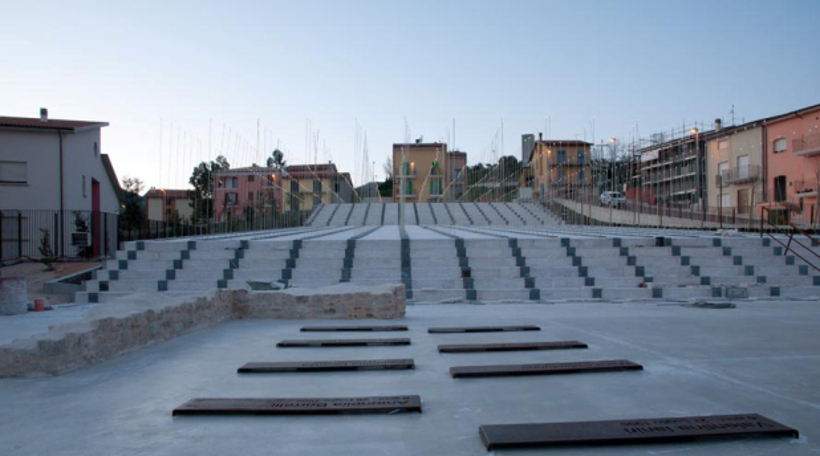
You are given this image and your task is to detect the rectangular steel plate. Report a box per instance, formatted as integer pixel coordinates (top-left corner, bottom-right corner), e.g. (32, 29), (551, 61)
(450, 359), (642, 378)
(173, 395), (422, 416)
(277, 338), (411, 347)
(479, 414), (799, 450)
(428, 325), (540, 333)
(300, 325), (408, 332)
(438, 341), (588, 353)
(238, 359), (415, 372)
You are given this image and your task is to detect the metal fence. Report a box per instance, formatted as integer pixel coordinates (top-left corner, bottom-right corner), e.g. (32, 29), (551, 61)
(539, 187), (815, 231)
(1, 209), (313, 262)
(1, 210), (118, 262)
(117, 210), (313, 245)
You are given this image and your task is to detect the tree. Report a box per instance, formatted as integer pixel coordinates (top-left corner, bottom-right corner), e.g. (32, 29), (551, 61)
(266, 149), (286, 169)
(188, 155), (230, 223)
(120, 176), (145, 229)
(382, 157), (393, 180)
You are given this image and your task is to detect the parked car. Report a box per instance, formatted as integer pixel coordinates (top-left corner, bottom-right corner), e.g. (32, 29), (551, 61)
(600, 191), (626, 207)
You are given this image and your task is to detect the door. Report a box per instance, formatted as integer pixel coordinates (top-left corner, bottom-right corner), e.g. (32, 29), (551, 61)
(91, 178), (101, 257)
(737, 188), (749, 214)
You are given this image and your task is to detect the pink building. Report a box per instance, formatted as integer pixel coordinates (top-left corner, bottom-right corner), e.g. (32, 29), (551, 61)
(213, 166), (283, 221)
(761, 103), (820, 225)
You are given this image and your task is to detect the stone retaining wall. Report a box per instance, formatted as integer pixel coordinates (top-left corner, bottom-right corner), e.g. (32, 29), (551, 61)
(0, 283), (406, 377)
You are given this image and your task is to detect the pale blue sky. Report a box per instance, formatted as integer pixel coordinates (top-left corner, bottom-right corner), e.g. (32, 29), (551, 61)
(2, 0), (818, 190)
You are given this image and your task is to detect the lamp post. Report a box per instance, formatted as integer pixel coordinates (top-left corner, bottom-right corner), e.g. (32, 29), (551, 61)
(609, 138), (617, 193)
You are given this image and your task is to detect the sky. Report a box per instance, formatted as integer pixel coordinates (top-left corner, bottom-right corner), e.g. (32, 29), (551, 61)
(2, 0), (819, 192)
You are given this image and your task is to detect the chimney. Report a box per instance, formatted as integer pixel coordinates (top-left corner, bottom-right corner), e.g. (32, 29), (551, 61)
(714, 118), (722, 132)
(538, 132), (543, 142)
(39, 108), (48, 122)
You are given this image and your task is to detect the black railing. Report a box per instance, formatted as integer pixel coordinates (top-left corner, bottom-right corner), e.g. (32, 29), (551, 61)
(1, 210), (118, 262)
(1, 208), (312, 262)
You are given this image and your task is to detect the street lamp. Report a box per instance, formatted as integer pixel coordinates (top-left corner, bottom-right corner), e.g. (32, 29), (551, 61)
(609, 138), (617, 193)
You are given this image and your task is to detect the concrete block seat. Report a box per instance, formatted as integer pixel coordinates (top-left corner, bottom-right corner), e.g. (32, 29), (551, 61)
(461, 203), (488, 225)
(364, 203), (384, 225)
(430, 204), (453, 225)
(328, 204), (353, 226)
(345, 204), (369, 225)
(445, 203), (471, 224)
(416, 203), (436, 225)
(476, 203), (506, 224)
(491, 203), (524, 224)
(506, 203), (541, 224)
(377, 203), (395, 225)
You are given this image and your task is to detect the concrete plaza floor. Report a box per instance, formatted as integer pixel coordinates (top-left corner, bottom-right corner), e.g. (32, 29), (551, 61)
(0, 301), (817, 455)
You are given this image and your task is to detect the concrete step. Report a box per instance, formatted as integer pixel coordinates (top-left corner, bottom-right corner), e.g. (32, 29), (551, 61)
(411, 279), (464, 289)
(476, 289), (533, 301)
(410, 289), (466, 302)
(350, 269), (402, 280)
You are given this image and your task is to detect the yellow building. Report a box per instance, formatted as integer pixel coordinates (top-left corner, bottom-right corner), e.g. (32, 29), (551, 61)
(393, 142), (445, 202)
(281, 164), (355, 212)
(528, 134), (592, 198)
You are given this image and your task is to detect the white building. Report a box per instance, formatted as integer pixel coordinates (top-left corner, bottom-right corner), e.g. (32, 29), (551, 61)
(0, 109), (120, 259)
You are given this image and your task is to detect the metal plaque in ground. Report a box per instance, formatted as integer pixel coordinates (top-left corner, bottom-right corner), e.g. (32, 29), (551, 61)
(438, 341), (587, 353)
(428, 325), (540, 334)
(300, 325), (408, 332)
(450, 359), (642, 378)
(277, 338), (411, 347)
(173, 395), (422, 416)
(238, 359), (414, 372)
(479, 413), (799, 451)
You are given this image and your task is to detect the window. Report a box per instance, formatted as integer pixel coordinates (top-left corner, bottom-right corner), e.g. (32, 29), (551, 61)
(718, 161), (729, 183)
(93, 142), (98, 158)
(578, 170), (585, 184)
(430, 180), (442, 195)
(247, 175), (254, 182)
(557, 150), (566, 164)
(737, 155), (749, 179)
(248, 192), (253, 202)
(291, 180), (299, 192)
(774, 175), (787, 202)
(334, 182), (341, 193)
(313, 179), (322, 193)
(404, 180), (413, 196)
(774, 138), (787, 153)
(225, 193), (238, 205)
(718, 140), (729, 150)
(83, 175), (87, 197)
(431, 161), (440, 175)
(0, 161), (27, 184)
(576, 149), (585, 165)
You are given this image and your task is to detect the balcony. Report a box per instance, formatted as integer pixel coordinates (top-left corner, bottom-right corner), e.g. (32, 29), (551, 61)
(715, 164), (761, 187)
(794, 178), (818, 197)
(794, 133), (820, 156)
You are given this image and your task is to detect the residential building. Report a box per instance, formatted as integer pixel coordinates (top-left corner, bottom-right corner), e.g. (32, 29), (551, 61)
(393, 142), (467, 202)
(521, 134), (534, 165)
(527, 134), (592, 199)
(281, 163), (356, 212)
(705, 119), (764, 217)
(446, 151), (467, 201)
(145, 188), (193, 222)
(761, 103), (820, 224)
(0, 108), (120, 258)
(213, 166), (283, 221)
(632, 128), (710, 208)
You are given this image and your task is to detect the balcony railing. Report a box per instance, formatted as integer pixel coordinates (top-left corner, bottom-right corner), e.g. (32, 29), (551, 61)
(715, 164), (761, 187)
(794, 178), (818, 196)
(794, 133), (820, 156)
